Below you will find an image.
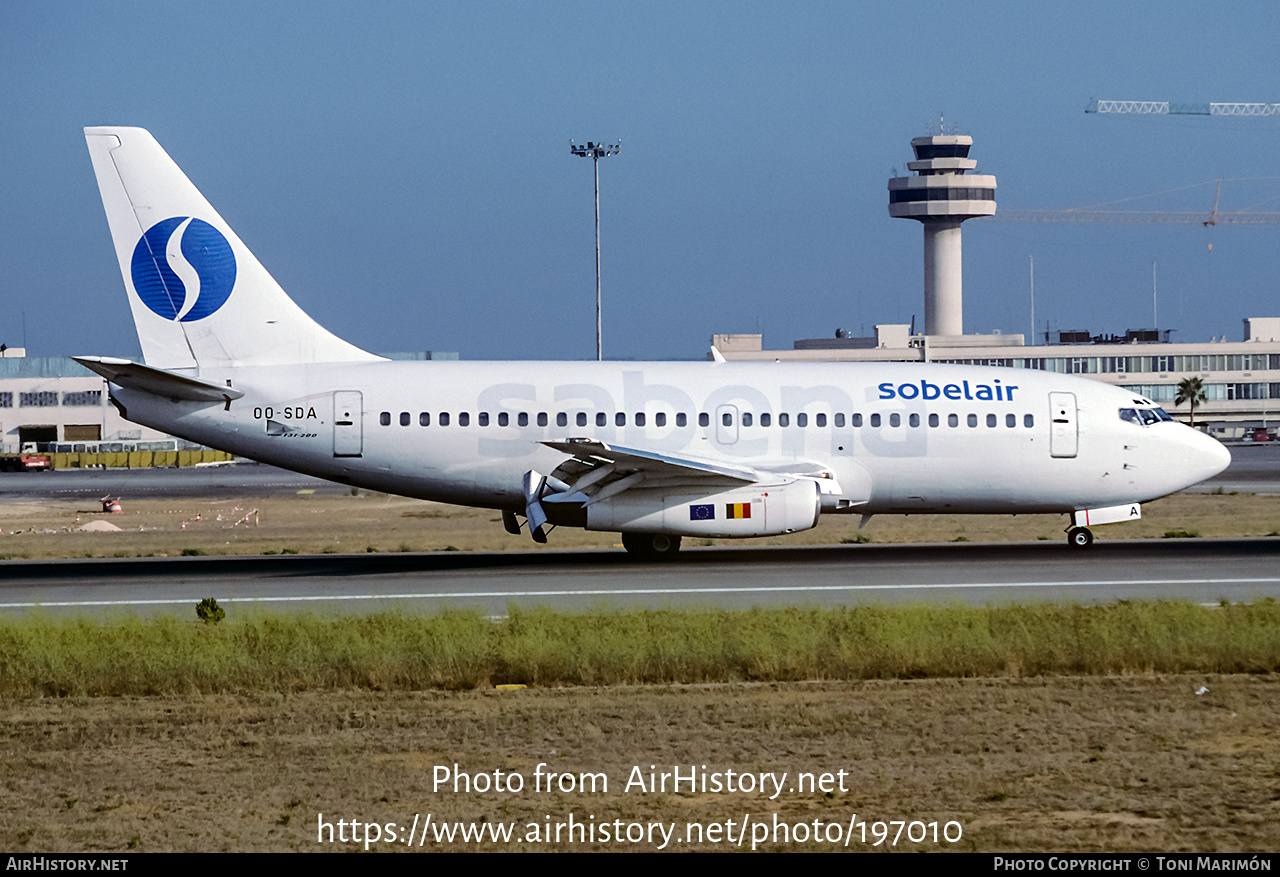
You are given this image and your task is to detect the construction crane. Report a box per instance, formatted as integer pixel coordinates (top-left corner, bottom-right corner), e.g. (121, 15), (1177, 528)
(1086, 99), (1280, 116)
(982, 180), (1280, 226)
(987, 209), (1280, 226)
(981, 104), (1280, 225)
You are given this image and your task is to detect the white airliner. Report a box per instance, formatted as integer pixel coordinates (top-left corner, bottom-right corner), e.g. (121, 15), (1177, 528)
(79, 127), (1230, 555)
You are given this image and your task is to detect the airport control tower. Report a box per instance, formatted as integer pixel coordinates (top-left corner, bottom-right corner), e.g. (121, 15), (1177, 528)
(888, 134), (996, 336)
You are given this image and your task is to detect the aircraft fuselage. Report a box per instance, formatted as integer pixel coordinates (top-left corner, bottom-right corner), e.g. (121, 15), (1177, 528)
(112, 358), (1225, 517)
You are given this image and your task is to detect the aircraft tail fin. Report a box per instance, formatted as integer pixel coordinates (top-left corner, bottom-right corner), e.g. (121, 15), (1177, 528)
(84, 127), (382, 370)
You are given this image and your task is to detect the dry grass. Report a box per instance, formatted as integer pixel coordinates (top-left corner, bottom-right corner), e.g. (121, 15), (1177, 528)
(1, 490), (1277, 559)
(4, 601), (1276, 697)
(3, 676), (1278, 852)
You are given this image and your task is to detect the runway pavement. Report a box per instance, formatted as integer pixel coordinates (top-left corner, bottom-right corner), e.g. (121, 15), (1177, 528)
(2, 539), (1278, 616)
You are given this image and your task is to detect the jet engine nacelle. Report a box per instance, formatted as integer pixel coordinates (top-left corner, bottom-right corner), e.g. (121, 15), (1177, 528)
(584, 479), (821, 538)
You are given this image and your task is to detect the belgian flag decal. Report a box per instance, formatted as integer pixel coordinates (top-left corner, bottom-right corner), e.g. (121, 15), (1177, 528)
(725, 502), (751, 519)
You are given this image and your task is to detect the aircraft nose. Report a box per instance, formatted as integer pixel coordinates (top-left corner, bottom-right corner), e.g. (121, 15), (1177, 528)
(1184, 428), (1231, 485)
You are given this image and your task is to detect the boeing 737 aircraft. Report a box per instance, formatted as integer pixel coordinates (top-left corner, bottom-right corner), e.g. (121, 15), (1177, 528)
(79, 127), (1230, 555)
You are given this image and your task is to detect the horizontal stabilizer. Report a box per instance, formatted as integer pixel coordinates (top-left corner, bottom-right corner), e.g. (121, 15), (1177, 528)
(73, 356), (245, 404)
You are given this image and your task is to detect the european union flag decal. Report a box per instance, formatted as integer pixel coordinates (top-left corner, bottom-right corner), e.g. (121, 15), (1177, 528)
(689, 503), (715, 521)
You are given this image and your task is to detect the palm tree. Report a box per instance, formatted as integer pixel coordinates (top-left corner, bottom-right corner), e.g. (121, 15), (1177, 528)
(1175, 376), (1208, 428)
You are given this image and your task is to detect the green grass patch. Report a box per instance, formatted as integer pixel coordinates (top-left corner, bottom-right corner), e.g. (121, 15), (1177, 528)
(0, 600), (1276, 697)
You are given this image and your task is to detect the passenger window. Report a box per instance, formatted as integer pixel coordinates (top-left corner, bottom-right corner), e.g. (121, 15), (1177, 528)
(656, 412), (667, 427)
(797, 413), (808, 427)
(929, 413), (939, 427)
(909, 413), (920, 427)
(576, 412), (587, 427)
(986, 414), (997, 428)
(380, 412), (391, 426)
(948, 414), (958, 427)
(1006, 414), (1015, 428)
(1024, 414), (1034, 428)
(557, 413), (567, 427)
(419, 412), (430, 426)
(537, 413), (547, 427)
(596, 412), (606, 427)
(616, 412), (626, 427)
(722, 412), (732, 426)
(676, 413), (687, 427)
(459, 413), (470, 427)
(852, 413), (863, 427)
(440, 412), (450, 426)
(636, 413), (646, 426)
(889, 413), (900, 427)
(479, 412), (489, 427)
(741, 412), (751, 426)
(779, 413), (790, 427)
(399, 412), (410, 426)
(760, 412), (771, 427)
(517, 413), (528, 427)
(834, 413), (845, 428)
(816, 413), (827, 427)
(498, 412), (509, 427)
(699, 413), (709, 427)
(870, 413), (881, 428)
(967, 414), (978, 428)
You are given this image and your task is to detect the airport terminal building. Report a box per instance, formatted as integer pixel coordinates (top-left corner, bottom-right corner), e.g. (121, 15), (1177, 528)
(712, 316), (1280, 438)
(0, 351), (171, 452)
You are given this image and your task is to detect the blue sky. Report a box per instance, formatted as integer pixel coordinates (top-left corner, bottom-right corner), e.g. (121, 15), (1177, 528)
(4, 1), (1279, 360)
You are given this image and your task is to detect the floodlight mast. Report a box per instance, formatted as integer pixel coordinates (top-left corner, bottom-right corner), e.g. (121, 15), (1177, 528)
(570, 140), (621, 361)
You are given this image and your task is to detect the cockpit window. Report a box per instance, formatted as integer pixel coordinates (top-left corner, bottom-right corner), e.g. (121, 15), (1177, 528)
(1122, 407), (1173, 426)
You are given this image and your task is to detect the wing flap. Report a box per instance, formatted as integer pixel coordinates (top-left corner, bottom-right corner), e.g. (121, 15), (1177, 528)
(541, 439), (760, 485)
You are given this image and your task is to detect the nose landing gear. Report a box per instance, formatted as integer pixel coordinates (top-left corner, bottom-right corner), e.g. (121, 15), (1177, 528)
(1066, 503), (1142, 548)
(1067, 526), (1094, 548)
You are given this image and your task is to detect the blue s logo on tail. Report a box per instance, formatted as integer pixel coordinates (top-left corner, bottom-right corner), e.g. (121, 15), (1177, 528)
(130, 217), (236, 321)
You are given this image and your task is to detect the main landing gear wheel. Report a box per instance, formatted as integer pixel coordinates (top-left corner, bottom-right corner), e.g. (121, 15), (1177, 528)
(1067, 526), (1094, 549)
(621, 532), (682, 558)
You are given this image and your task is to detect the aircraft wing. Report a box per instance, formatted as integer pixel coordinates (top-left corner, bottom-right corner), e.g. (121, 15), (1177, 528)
(542, 439), (759, 485)
(73, 356), (245, 404)
(539, 438), (839, 507)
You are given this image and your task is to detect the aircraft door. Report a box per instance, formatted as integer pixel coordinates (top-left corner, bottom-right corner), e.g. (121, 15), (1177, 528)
(1049, 392), (1078, 458)
(715, 404), (739, 445)
(333, 391), (363, 457)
